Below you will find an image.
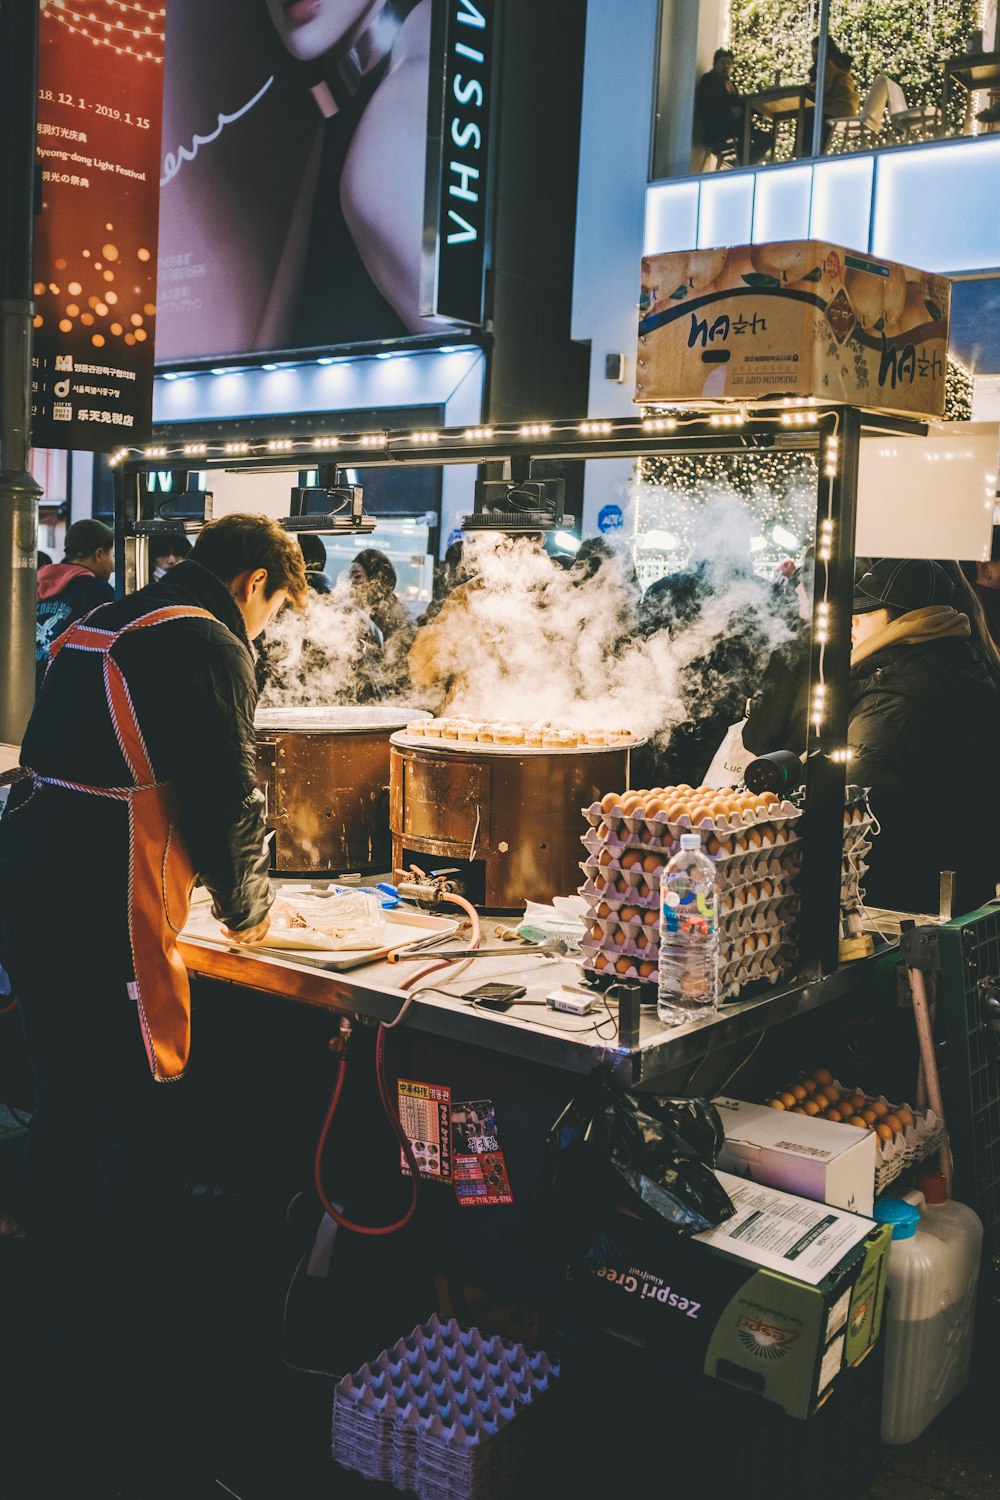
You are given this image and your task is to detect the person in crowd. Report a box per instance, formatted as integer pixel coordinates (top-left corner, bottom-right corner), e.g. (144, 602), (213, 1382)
(348, 548), (416, 695)
(418, 539), (468, 626)
(849, 558), (1000, 914)
(959, 527), (1000, 649)
(0, 514), (306, 1492)
(942, 559), (1000, 684)
(809, 35), (860, 150)
(36, 550), (52, 569)
(149, 530), (192, 580)
(299, 532), (333, 595)
(35, 518), (115, 687)
(695, 47), (772, 163)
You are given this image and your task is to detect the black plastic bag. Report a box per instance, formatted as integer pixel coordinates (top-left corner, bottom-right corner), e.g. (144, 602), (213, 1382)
(546, 1071), (734, 1237)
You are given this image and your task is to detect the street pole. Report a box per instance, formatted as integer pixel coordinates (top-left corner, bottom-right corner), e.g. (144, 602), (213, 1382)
(0, 0), (42, 743)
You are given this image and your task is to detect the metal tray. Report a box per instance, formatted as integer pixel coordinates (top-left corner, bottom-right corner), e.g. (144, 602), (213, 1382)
(390, 732), (645, 756)
(181, 900), (460, 973)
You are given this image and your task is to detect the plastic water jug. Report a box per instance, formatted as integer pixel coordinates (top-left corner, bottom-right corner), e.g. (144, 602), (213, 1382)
(873, 1176), (982, 1444)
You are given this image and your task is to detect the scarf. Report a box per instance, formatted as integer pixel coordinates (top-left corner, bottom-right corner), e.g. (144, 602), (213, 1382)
(851, 605), (970, 669)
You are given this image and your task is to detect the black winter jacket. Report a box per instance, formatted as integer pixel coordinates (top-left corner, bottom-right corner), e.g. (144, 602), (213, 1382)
(849, 634), (1000, 915)
(0, 560), (272, 958)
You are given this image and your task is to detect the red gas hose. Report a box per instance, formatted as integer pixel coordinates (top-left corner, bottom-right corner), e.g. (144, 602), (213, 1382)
(0, 997), (17, 1018)
(313, 893), (482, 1236)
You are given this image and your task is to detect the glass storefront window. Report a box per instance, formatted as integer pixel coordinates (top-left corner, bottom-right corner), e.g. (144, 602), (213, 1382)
(652, 0), (995, 181)
(322, 519), (435, 618)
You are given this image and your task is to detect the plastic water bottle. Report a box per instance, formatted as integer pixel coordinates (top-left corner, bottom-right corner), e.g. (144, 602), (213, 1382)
(657, 833), (719, 1024)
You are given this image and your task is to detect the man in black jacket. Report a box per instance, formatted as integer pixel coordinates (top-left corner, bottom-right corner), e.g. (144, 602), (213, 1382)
(35, 516), (115, 686)
(696, 48), (771, 164)
(850, 558), (1000, 915)
(0, 513), (306, 1495)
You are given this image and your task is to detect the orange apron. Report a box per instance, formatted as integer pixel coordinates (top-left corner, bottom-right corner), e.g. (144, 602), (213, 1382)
(2, 605), (217, 1082)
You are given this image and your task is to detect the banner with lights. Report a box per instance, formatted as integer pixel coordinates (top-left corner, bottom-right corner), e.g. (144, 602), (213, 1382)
(32, 0), (165, 452)
(155, 0), (488, 364)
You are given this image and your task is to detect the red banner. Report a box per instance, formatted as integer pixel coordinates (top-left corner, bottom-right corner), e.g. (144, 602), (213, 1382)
(32, 1), (165, 452)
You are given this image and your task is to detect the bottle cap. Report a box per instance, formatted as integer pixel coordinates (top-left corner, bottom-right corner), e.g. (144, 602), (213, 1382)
(873, 1198), (920, 1239)
(918, 1170), (948, 1204)
(679, 834), (701, 850)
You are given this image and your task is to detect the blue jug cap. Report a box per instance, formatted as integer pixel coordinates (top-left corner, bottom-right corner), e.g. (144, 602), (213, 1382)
(873, 1198), (920, 1239)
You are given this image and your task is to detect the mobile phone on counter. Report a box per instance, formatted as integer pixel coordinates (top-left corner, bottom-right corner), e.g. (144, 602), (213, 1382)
(462, 983), (526, 1011)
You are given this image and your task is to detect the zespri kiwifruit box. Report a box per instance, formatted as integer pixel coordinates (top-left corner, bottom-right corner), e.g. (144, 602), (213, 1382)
(635, 241), (950, 417)
(569, 1170), (891, 1420)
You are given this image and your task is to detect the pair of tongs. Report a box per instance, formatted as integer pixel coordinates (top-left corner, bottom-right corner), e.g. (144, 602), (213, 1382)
(388, 937), (573, 964)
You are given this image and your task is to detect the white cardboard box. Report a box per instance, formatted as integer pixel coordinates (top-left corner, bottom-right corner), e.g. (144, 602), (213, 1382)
(713, 1096), (877, 1215)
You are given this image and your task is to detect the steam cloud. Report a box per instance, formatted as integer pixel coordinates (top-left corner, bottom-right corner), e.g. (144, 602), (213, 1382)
(260, 493), (796, 755)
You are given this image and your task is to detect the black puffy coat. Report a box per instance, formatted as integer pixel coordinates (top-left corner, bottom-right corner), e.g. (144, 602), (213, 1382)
(848, 634), (1000, 915)
(0, 560), (272, 977)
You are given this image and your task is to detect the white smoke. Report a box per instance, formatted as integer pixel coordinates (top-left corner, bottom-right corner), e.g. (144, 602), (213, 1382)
(259, 587), (388, 707)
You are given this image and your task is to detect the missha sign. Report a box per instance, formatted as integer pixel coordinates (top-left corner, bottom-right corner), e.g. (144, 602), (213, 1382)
(422, 0), (495, 326)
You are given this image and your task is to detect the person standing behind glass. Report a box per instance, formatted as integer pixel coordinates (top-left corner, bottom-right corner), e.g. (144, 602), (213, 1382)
(696, 48), (771, 164)
(809, 35), (859, 150)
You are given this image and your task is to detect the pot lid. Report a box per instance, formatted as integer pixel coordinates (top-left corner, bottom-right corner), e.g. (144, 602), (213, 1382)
(255, 705), (429, 733)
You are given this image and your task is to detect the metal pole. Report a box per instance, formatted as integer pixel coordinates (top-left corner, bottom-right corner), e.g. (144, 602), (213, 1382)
(800, 406), (860, 973)
(0, 0), (42, 741)
(811, 0), (831, 160)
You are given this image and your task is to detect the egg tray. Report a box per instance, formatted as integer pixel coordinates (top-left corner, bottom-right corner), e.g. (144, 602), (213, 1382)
(584, 945), (796, 998)
(770, 1079), (944, 1196)
(331, 1314), (559, 1500)
(584, 895), (798, 957)
(582, 798), (802, 839)
(580, 822), (800, 864)
(579, 849), (800, 906)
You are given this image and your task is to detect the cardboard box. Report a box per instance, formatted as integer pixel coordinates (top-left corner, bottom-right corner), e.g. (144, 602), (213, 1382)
(636, 241), (950, 417)
(570, 1170), (891, 1420)
(714, 1096), (877, 1215)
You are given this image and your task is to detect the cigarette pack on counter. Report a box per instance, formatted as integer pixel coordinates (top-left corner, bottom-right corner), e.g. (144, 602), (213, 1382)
(713, 1095), (877, 1215)
(570, 1170), (891, 1420)
(636, 242), (950, 417)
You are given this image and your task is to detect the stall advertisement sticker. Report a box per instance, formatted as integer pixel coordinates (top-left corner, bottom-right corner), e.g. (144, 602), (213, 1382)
(398, 1079), (452, 1183)
(32, 1), (165, 451)
(597, 503), (624, 534)
(451, 1099), (513, 1207)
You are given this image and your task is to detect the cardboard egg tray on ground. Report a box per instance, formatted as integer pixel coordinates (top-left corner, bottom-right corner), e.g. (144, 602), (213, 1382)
(331, 1315), (559, 1500)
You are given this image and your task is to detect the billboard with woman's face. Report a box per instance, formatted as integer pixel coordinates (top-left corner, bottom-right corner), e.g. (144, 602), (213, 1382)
(156, 0), (490, 362)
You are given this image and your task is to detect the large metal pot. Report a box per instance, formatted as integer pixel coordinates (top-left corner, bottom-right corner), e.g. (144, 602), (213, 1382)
(255, 706), (426, 875)
(389, 736), (634, 911)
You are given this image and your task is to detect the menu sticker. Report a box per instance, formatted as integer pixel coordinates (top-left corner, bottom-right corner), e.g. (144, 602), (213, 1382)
(398, 1078), (452, 1183)
(451, 1099), (514, 1207)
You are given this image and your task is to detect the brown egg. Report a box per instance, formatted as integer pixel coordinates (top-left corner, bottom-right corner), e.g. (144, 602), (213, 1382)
(860, 1108), (879, 1125)
(790, 1106), (806, 1114)
(823, 1086), (841, 1105)
(882, 1114), (903, 1136)
(642, 854), (664, 873)
(596, 822), (611, 840)
(596, 902), (611, 919)
(621, 850), (643, 870)
(846, 1115), (870, 1129)
(801, 1099), (821, 1116)
(777, 1091), (797, 1109)
(614, 926), (628, 946)
(643, 908), (659, 926)
(812, 1068), (833, 1086)
(593, 953), (609, 971)
(870, 1101), (889, 1119)
(875, 1122), (895, 1143)
(590, 924), (603, 941)
(600, 792), (621, 813)
(823, 1108), (843, 1123)
(768, 1099), (786, 1110)
(598, 848), (613, 867)
(800, 1078), (818, 1095)
(637, 961), (656, 979)
(812, 1092), (830, 1111)
(790, 1082), (808, 1101)
(619, 904), (640, 923)
(593, 873), (607, 891)
(895, 1107), (914, 1129)
(635, 930), (650, 951)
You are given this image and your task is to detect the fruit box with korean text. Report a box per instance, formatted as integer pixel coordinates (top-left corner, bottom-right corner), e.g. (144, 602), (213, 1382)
(635, 241), (950, 417)
(568, 1170), (891, 1420)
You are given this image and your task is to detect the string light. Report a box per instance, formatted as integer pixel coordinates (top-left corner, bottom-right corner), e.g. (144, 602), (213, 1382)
(519, 423), (551, 438)
(266, 439), (293, 452)
(223, 442), (249, 455)
(182, 443), (206, 456)
(410, 431), (440, 445)
(579, 421), (612, 436)
(315, 436), (340, 449)
(463, 427), (494, 441)
(44, 4), (165, 59)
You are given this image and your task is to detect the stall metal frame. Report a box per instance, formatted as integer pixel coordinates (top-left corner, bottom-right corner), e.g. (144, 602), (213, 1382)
(114, 403), (924, 1000)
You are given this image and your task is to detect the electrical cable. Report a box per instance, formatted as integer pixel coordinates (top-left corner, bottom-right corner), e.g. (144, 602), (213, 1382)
(0, 998), (17, 1018)
(312, 892), (481, 1237)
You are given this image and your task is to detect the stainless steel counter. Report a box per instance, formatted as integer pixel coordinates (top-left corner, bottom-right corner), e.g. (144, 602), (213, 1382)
(180, 922), (882, 1085)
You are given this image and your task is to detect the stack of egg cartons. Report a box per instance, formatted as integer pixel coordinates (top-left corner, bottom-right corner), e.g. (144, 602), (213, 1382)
(332, 1314), (559, 1500)
(841, 792), (877, 929)
(578, 785), (803, 1000)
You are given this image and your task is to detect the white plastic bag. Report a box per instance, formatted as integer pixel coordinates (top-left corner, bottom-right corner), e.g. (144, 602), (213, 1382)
(702, 718), (753, 789)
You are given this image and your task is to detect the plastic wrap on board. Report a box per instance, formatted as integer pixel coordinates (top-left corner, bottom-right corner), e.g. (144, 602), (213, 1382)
(545, 1073), (735, 1238)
